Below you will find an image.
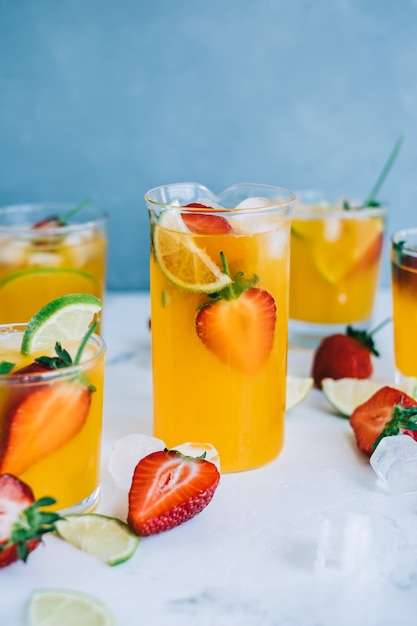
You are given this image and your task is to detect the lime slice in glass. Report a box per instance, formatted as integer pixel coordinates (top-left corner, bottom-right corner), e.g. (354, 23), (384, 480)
(0, 267), (96, 324)
(28, 588), (115, 626)
(55, 513), (139, 566)
(286, 376), (314, 411)
(21, 293), (101, 355)
(153, 211), (231, 293)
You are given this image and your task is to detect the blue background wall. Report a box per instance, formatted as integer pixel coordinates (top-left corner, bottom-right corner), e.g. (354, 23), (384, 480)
(0, 0), (415, 290)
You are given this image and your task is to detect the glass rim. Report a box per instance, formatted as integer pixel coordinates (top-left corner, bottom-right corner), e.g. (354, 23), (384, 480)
(145, 181), (295, 213)
(0, 324), (106, 385)
(292, 204), (386, 220)
(0, 202), (108, 235)
(391, 227), (417, 257)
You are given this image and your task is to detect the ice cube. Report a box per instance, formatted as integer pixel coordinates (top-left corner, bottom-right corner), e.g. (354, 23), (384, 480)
(314, 512), (373, 576)
(370, 434), (417, 494)
(171, 441), (221, 472)
(108, 433), (166, 491)
(0, 236), (27, 266)
(235, 196), (273, 210)
(28, 251), (61, 267)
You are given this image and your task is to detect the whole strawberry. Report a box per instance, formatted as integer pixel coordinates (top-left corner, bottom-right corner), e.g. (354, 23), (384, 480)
(311, 325), (380, 389)
(0, 474), (59, 568)
(350, 386), (417, 456)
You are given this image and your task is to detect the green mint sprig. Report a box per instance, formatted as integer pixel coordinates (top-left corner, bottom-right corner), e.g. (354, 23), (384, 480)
(343, 136), (404, 210)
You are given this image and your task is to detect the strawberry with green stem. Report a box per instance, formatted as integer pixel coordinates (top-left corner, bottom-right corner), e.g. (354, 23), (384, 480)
(195, 252), (276, 374)
(0, 324), (97, 476)
(350, 386), (417, 456)
(311, 319), (390, 389)
(0, 473), (60, 568)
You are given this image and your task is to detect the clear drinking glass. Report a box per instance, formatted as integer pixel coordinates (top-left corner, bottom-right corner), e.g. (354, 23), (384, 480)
(391, 227), (417, 385)
(0, 324), (106, 513)
(289, 193), (386, 348)
(145, 182), (294, 472)
(0, 202), (107, 326)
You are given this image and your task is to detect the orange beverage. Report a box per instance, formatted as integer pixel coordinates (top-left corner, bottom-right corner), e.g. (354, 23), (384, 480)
(391, 228), (417, 380)
(0, 325), (106, 512)
(0, 203), (107, 324)
(289, 197), (385, 347)
(146, 183), (294, 472)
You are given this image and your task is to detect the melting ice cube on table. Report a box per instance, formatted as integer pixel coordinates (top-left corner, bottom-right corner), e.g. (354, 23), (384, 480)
(370, 435), (417, 494)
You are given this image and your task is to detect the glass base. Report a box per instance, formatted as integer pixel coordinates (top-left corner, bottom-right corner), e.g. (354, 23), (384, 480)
(289, 318), (372, 350)
(58, 486), (100, 515)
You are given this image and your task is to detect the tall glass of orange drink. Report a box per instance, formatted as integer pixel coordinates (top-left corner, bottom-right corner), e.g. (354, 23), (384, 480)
(0, 323), (106, 513)
(391, 228), (417, 383)
(289, 194), (385, 347)
(145, 182), (294, 472)
(0, 202), (107, 325)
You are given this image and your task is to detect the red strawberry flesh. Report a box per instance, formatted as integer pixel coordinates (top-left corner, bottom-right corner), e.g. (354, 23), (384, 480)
(196, 287), (276, 374)
(0, 381), (91, 476)
(128, 450), (220, 537)
(350, 386), (417, 456)
(182, 202), (233, 235)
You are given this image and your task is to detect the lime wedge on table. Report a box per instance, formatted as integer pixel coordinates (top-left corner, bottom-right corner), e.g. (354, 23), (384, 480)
(28, 588), (115, 626)
(55, 513), (139, 566)
(21, 293), (101, 355)
(0, 268), (96, 324)
(153, 211), (231, 293)
(286, 376), (314, 411)
(322, 378), (384, 417)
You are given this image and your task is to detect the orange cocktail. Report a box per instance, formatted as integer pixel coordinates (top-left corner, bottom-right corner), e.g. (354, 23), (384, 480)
(289, 198), (385, 346)
(0, 203), (107, 324)
(391, 228), (417, 380)
(0, 326), (105, 512)
(146, 183), (293, 472)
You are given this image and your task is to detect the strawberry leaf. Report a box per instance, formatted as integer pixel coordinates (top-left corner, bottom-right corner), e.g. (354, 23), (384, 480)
(0, 361), (15, 374)
(372, 404), (417, 451)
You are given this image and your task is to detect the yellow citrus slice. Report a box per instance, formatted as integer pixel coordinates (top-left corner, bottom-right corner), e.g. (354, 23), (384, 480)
(313, 217), (383, 284)
(55, 513), (139, 565)
(0, 267), (96, 324)
(153, 211), (231, 293)
(28, 588), (115, 626)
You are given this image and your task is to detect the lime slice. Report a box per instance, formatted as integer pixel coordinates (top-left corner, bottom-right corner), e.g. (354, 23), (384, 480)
(322, 378), (382, 417)
(0, 268), (96, 325)
(28, 588), (115, 626)
(55, 513), (139, 565)
(21, 293), (101, 355)
(153, 211), (231, 293)
(286, 376), (314, 411)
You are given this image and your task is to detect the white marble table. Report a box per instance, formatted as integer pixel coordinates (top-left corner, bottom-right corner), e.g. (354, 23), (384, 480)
(2, 289), (417, 626)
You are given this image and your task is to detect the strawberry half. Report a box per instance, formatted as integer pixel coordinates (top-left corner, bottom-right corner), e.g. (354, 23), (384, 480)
(182, 202), (233, 235)
(311, 324), (384, 388)
(128, 449), (220, 537)
(0, 381), (91, 476)
(0, 343), (93, 476)
(349, 386), (417, 456)
(0, 473), (59, 568)
(195, 253), (276, 374)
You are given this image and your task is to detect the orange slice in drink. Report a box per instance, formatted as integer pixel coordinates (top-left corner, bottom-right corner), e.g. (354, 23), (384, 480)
(153, 211), (231, 293)
(312, 217), (383, 284)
